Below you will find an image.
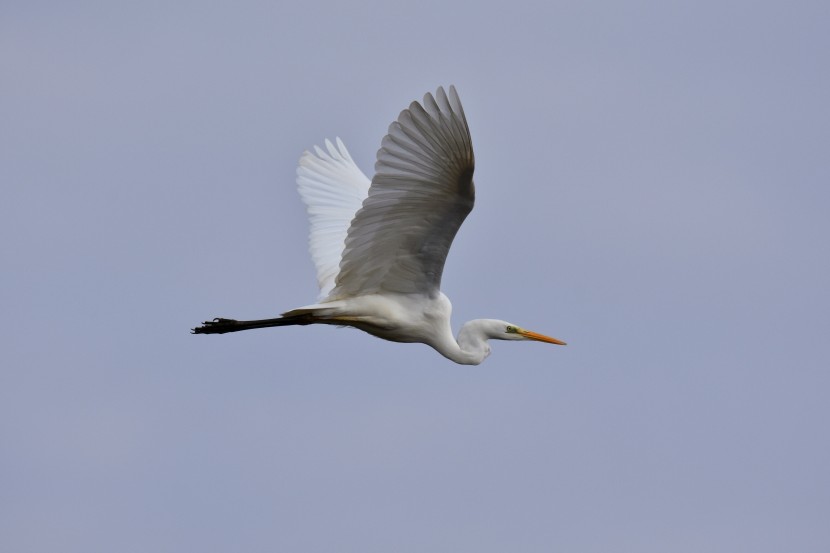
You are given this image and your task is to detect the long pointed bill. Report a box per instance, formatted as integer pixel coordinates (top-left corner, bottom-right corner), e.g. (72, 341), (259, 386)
(519, 329), (567, 345)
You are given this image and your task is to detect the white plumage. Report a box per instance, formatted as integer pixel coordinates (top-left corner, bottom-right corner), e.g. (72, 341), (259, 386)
(194, 86), (566, 364)
(296, 137), (370, 299)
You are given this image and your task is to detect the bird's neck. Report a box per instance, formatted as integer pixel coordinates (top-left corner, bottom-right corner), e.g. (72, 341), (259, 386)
(433, 319), (501, 365)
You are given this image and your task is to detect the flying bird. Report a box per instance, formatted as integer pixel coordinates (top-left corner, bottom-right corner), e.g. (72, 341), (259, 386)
(193, 86), (566, 364)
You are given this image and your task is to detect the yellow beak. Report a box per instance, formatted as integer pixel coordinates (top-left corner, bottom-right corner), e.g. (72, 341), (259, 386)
(519, 329), (567, 345)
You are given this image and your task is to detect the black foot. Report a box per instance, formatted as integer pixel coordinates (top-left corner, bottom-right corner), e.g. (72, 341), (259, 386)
(192, 318), (239, 334)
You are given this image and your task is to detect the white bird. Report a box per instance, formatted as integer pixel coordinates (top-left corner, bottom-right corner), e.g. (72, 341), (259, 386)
(194, 86), (566, 364)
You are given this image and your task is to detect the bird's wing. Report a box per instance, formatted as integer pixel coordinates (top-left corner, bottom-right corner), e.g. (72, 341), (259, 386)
(331, 86), (475, 299)
(296, 137), (371, 300)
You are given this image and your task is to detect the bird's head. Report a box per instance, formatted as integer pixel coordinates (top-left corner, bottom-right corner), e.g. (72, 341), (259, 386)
(501, 323), (567, 345)
(454, 319), (567, 364)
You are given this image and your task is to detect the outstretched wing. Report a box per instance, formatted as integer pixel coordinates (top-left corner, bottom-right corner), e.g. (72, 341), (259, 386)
(331, 86), (475, 299)
(296, 138), (371, 300)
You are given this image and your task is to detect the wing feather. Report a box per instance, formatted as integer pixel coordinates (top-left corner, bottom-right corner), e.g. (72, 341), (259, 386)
(331, 86), (474, 298)
(296, 137), (371, 300)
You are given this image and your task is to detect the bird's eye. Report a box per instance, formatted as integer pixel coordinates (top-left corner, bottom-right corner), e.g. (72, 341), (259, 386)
(506, 325), (516, 333)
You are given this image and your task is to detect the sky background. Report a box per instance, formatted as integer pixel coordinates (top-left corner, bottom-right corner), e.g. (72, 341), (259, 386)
(2, 1), (829, 551)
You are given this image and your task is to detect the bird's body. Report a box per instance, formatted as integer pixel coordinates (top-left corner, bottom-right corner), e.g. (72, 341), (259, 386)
(194, 86), (565, 364)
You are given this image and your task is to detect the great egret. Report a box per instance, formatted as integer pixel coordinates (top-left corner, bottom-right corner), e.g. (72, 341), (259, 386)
(193, 86), (566, 364)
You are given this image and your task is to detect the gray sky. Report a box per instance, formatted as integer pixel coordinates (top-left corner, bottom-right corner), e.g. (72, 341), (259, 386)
(2, 1), (829, 551)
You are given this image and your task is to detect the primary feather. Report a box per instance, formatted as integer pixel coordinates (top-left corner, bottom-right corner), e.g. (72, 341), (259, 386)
(332, 85), (475, 299)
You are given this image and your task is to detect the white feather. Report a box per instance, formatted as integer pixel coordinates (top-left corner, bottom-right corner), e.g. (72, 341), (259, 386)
(295, 137), (370, 300)
(331, 85), (475, 299)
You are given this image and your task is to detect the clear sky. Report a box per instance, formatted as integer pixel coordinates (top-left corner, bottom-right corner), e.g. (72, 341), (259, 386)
(2, 1), (829, 551)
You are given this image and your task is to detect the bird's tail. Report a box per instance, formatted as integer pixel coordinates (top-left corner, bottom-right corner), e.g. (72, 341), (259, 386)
(192, 313), (315, 335)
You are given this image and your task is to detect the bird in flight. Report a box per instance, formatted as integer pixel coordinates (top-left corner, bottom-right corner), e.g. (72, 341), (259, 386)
(193, 86), (566, 364)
